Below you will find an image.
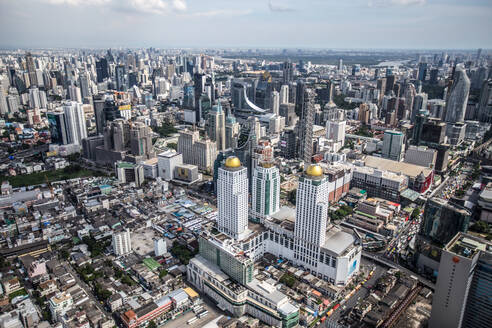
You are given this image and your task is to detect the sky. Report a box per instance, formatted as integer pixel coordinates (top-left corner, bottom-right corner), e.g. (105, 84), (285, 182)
(0, 0), (491, 49)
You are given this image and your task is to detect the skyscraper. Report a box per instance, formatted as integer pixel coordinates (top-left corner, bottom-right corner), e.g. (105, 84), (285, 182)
(283, 61), (294, 84)
(115, 65), (126, 91)
(25, 52), (38, 86)
(418, 62), (428, 81)
(79, 72), (91, 99)
(217, 156), (249, 240)
(63, 101), (87, 145)
(270, 90), (280, 116)
(477, 79), (492, 123)
(299, 87), (315, 163)
(382, 130), (405, 161)
(225, 115), (240, 149)
(326, 120), (346, 151)
(208, 103), (226, 151)
(429, 232), (491, 328)
(251, 160), (280, 222)
(294, 164), (329, 270)
(445, 65), (470, 124)
(280, 84), (289, 104)
(96, 58), (109, 83)
(404, 83), (416, 122)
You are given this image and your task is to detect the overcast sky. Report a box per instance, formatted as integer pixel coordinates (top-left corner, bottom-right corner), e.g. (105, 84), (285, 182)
(0, 0), (491, 49)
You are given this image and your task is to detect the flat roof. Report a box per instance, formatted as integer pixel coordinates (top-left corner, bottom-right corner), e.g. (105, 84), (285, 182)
(322, 229), (355, 256)
(363, 155), (433, 178)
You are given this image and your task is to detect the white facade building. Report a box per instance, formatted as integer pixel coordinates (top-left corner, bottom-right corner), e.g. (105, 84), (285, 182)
(326, 120), (346, 151)
(154, 238), (167, 257)
(382, 130), (405, 161)
(280, 84), (289, 104)
(157, 150), (183, 181)
(63, 101), (87, 145)
(217, 157), (249, 240)
(404, 145), (437, 168)
(112, 229), (132, 256)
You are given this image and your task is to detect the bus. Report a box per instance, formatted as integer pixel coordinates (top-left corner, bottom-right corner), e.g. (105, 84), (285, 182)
(187, 317), (198, 325)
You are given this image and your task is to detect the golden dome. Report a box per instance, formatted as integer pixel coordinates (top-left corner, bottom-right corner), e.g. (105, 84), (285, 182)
(225, 156), (241, 168)
(306, 164), (323, 177)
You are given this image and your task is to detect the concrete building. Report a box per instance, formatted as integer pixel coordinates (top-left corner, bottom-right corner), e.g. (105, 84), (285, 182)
(217, 157), (249, 240)
(299, 87), (316, 163)
(429, 233), (492, 328)
(225, 115), (240, 149)
(157, 150), (183, 181)
(351, 165), (408, 202)
(154, 239), (167, 257)
(63, 101), (87, 146)
(178, 129), (217, 171)
(326, 120), (346, 152)
(115, 161), (144, 187)
(208, 103), (226, 151)
(112, 229), (132, 256)
(404, 145), (437, 168)
(49, 292), (73, 321)
(382, 130), (405, 161)
(445, 65), (470, 124)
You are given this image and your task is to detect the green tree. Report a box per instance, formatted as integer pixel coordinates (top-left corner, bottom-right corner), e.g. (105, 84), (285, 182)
(147, 321), (157, 328)
(167, 142), (177, 150)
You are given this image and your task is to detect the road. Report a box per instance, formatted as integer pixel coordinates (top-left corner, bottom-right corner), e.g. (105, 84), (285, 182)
(362, 252), (435, 290)
(62, 262), (111, 316)
(325, 263), (387, 325)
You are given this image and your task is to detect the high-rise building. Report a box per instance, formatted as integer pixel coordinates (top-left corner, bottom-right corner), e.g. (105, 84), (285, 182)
(382, 130), (405, 161)
(429, 233), (492, 328)
(225, 115), (240, 149)
(404, 83), (416, 121)
(294, 165), (329, 270)
(326, 120), (346, 150)
(270, 90), (280, 116)
(68, 85), (81, 103)
(386, 75), (396, 95)
(299, 88), (315, 163)
(157, 150), (183, 181)
(251, 161), (280, 222)
(79, 72), (91, 99)
(217, 156), (249, 240)
(25, 52), (38, 87)
(445, 65), (470, 124)
(63, 101), (87, 145)
(115, 161), (145, 187)
(115, 65), (126, 91)
(430, 68), (439, 85)
(112, 229), (132, 256)
(93, 94), (121, 135)
(338, 58), (343, 72)
(154, 239), (167, 257)
(418, 62), (428, 81)
(477, 79), (492, 123)
(420, 198), (471, 247)
(178, 129), (217, 171)
(282, 61), (294, 84)
(207, 103), (226, 151)
(280, 84), (289, 104)
(129, 122), (154, 158)
(96, 58), (109, 83)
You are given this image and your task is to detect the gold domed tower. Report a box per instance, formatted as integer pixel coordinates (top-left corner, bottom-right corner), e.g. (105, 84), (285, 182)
(224, 156), (241, 169)
(305, 164), (324, 178)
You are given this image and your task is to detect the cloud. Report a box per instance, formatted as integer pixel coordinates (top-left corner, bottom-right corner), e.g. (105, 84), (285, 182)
(188, 9), (253, 17)
(368, 0), (426, 7)
(268, 0), (295, 12)
(42, 0), (188, 15)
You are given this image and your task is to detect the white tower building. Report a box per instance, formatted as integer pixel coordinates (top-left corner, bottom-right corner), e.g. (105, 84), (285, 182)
(154, 238), (167, 257)
(112, 229), (132, 256)
(326, 120), (346, 151)
(63, 101), (87, 145)
(270, 91), (280, 116)
(251, 162), (280, 222)
(280, 84), (289, 104)
(294, 164), (329, 270)
(217, 156), (249, 240)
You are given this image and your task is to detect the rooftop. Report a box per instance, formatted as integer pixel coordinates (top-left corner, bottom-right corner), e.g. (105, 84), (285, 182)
(363, 155), (433, 178)
(446, 232), (491, 259)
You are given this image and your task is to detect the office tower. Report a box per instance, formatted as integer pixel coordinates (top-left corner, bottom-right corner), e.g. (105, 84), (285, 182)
(413, 93), (428, 122)
(358, 103), (371, 124)
(386, 75), (396, 95)
(280, 127), (297, 159)
(63, 102), (87, 145)
(217, 157), (249, 240)
(445, 65), (470, 124)
(96, 58), (109, 83)
(280, 84), (289, 104)
(294, 165), (329, 269)
(112, 229), (132, 256)
(478, 79), (492, 123)
(28, 87), (41, 109)
(251, 161), (280, 222)
(115, 65), (126, 91)
(421, 198), (471, 247)
(0, 91), (7, 115)
(429, 233), (491, 328)
(418, 62), (428, 81)
(283, 61), (294, 84)
(377, 78), (387, 104)
(225, 115), (240, 149)
(338, 58), (343, 72)
(194, 73), (205, 122)
(382, 130), (405, 161)
(47, 112), (69, 145)
(404, 83), (416, 121)
(25, 52), (37, 86)
(7, 95), (19, 114)
(178, 129), (199, 165)
(178, 129), (217, 171)
(208, 103), (226, 151)
(93, 95), (121, 135)
(129, 122), (153, 158)
(326, 120), (346, 150)
(299, 88), (315, 163)
(79, 72), (91, 99)
(68, 85), (82, 103)
(270, 91), (280, 116)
